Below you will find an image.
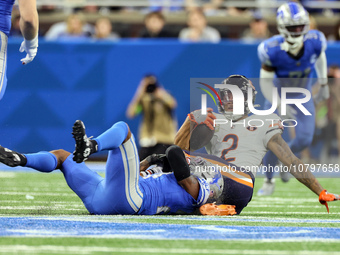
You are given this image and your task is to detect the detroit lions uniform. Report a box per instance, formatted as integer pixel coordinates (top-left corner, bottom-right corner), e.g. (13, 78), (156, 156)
(60, 122), (210, 215)
(11, 121), (210, 215)
(258, 30), (326, 172)
(0, 0), (16, 100)
(258, 30), (326, 83)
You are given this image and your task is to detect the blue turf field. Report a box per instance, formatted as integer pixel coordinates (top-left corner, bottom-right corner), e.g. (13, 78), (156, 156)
(2, 216), (340, 241)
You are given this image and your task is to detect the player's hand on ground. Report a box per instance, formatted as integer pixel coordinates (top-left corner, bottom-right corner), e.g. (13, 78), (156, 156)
(313, 85), (330, 105)
(189, 108), (216, 130)
(319, 189), (340, 213)
(19, 36), (38, 65)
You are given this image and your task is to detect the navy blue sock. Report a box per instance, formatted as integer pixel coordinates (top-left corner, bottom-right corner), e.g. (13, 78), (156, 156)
(24, 151), (58, 173)
(94, 121), (128, 151)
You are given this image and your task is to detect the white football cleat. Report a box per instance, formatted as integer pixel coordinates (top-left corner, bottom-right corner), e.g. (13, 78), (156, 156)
(257, 178), (275, 196)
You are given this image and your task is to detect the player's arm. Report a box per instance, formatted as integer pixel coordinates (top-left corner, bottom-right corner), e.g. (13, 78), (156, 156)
(174, 108), (215, 151)
(267, 133), (339, 212)
(314, 51), (330, 104)
(174, 116), (191, 151)
(18, 0), (39, 65)
(18, 0), (38, 40)
(267, 133), (323, 195)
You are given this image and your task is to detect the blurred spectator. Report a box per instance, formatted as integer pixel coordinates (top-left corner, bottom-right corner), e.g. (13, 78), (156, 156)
(328, 19), (340, 41)
(149, 0), (185, 12)
(139, 11), (175, 38)
(126, 74), (177, 160)
(309, 14), (317, 30)
(83, 5), (99, 13)
(301, 0), (339, 16)
(185, 0), (224, 15)
(179, 8), (221, 43)
(93, 17), (120, 40)
(241, 14), (270, 42)
(45, 13), (94, 41)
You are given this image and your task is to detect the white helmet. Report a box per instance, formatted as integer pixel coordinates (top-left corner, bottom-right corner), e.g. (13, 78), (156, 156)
(277, 2), (310, 52)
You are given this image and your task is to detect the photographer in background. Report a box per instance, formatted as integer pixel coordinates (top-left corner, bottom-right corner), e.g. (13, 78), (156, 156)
(126, 74), (177, 160)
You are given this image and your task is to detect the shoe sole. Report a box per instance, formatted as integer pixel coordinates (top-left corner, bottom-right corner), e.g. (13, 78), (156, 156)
(199, 203), (237, 216)
(72, 120), (88, 163)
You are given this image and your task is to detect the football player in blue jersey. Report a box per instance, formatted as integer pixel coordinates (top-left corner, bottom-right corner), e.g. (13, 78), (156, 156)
(257, 2), (329, 196)
(0, 0), (39, 100)
(0, 120), (227, 215)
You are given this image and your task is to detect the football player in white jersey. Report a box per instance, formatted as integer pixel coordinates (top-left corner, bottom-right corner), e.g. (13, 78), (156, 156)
(175, 75), (339, 214)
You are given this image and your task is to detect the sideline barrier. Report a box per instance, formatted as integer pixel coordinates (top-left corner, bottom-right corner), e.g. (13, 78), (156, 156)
(1, 39), (339, 153)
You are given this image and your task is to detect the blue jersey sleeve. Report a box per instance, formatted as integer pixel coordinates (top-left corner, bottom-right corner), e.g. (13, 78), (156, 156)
(257, 41), (272, 67)
(305, 30), (327, 57)
(258, 36), (283, 67)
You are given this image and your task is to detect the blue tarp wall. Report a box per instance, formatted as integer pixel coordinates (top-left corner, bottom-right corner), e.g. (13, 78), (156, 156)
(1, 39), (340, 154)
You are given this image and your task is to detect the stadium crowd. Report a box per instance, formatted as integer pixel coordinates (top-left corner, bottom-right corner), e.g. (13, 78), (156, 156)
(9, 0), (340, 41)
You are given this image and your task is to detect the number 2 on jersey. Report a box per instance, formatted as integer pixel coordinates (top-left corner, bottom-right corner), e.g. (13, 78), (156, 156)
(221, 134), (238, 162)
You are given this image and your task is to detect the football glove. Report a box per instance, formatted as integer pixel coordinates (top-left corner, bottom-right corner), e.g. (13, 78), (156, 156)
(200, 203), (237, 216)
(19, 35), (38, 65)
(188, 108), (216, 131)
(319, 189), (339, 213)
(313, 84), (330, 105)
(145, 153), (166, 165)
(144, 153), (171, 172)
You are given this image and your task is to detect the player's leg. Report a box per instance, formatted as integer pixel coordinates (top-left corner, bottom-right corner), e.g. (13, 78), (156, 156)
(59, 152), (104, 214)
(0, 31), (8, 100)
(72, 120), (130, 163)
(0, 145), (58, 172)
(97, 133), (144, 214)
(288, 102), (315, 154)
(257, 99), (278, 196)
(72, 120), (143, 214)
(257, 150), (277, 196)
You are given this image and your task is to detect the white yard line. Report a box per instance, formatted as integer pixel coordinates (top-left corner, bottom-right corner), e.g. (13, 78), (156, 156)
(0, 246), (339, 255)
(1, 215), (340, 224)
(0, 192), (75, 197)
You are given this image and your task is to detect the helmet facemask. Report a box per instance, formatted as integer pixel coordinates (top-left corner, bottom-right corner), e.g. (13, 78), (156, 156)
(277, 3), (310, 54)
(217, 75), (257, 121)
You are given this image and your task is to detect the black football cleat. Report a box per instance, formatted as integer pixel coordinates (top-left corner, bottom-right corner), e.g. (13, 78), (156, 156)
(72, 120), (97, 163)
(0, 145), (26, 167)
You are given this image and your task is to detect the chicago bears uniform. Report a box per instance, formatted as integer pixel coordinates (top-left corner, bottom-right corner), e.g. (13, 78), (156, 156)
(185, 151), (255, 214)
(206, 113), (283, 174)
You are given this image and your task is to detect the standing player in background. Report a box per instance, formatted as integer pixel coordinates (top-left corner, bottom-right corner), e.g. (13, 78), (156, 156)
(0, 0), (39, 100)
(257, 2), (329, 196)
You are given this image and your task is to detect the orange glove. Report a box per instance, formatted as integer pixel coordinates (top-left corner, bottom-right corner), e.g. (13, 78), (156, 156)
(319, 189), (340, 213)
(200, 203), (237, 216)
(188, 108), (216, 131)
